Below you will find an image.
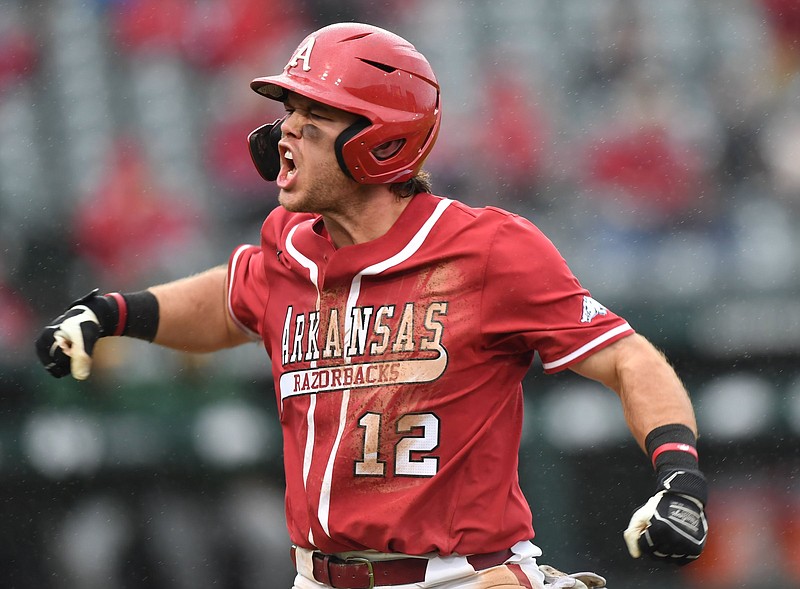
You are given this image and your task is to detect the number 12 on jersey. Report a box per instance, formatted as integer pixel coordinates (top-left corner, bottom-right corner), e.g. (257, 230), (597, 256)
(355, 412), (440, 477)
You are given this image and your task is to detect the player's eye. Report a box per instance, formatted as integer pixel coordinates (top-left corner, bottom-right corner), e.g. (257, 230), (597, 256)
(309, 110), (330, 122)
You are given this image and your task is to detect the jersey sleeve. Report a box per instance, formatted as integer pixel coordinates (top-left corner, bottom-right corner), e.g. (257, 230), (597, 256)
(481, 214), (634, 373)
(227, 243), (268, 340)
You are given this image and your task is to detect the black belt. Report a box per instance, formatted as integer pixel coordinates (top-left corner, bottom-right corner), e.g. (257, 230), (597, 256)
(290, 546), (514, 589)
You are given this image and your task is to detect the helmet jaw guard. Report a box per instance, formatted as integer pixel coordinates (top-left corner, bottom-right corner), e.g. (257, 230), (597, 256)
(247, 118), (285, 181)
(249, 23), (441, 184)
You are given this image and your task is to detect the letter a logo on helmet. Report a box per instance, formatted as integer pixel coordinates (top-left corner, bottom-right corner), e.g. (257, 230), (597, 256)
(287, 37), (315, 72)
(249, 23), (441, 184)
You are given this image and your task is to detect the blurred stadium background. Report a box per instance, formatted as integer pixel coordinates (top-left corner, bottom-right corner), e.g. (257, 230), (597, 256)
(1, 0), (799, 587)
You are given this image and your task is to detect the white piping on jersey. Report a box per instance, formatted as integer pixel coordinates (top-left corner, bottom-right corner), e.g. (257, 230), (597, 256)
(284, 221), (324, 542)
(303, 395), (317, 488)
(351, 198), (453, 281)
(285, 222), (322, 310)
(227, 244), (262, 341)
(316, 197), (453, 540)
(541, 322), (633, 370)
(305, 392), (318, 546)
(318, 389), (350, 537)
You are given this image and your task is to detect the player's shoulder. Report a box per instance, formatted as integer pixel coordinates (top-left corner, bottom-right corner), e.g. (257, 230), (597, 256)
(440, 197), (541, 234)
(441, 196), (529, 221)
(433, 196), (562, 264)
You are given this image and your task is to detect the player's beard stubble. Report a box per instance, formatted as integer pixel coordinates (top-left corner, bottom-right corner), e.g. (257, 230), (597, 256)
(278, 157), (368, 219)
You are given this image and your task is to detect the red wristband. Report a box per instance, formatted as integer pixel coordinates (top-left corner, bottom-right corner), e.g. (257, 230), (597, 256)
(651, 442), (698, 468)
(106, 292), (127, 337)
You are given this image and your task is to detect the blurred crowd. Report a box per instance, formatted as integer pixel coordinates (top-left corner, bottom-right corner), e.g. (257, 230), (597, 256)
(1, 0), (799, 368)
(1, 1), (800, 588)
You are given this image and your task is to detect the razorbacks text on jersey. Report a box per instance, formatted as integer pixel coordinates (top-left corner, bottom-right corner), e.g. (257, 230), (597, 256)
(227, 192), (633, 556)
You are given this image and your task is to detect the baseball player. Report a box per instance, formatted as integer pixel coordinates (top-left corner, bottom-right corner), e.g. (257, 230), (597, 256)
(36, 23), (708, 589)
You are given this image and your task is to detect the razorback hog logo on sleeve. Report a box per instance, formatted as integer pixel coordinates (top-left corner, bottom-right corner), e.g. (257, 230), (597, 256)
(580, 296), (608, 323)
(279, 301), (448, 400)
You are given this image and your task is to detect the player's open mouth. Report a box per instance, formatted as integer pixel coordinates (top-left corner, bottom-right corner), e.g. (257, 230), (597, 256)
(277, 146), (297, 189)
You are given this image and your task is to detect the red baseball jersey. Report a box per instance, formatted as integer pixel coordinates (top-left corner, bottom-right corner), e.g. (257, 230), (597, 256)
(227, 192), (633, 556)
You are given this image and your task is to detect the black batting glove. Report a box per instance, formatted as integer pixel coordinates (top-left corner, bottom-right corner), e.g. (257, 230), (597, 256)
(624, 469), (708, 565)
(34, 289), (118, 380)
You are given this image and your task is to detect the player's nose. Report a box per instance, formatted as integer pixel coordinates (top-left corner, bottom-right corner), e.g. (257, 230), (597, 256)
(280, 111), (304, 139)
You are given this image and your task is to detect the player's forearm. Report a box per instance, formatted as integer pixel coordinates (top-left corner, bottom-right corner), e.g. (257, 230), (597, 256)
(610, 335), (697, 449)
(571, 334), (697, 449)
(149, 265), (249, 352)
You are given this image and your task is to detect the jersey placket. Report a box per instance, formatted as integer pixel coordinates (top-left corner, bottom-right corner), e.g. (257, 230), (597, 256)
(286, 199), (453, 548)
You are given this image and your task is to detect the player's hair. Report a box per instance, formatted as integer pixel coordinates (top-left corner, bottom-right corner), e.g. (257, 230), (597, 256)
(390, 170), (433, 198)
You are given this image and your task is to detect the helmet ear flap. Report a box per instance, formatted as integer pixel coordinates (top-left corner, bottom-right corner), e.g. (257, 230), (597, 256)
(335, 118), (370, 181)
(248, 117), (285, 181)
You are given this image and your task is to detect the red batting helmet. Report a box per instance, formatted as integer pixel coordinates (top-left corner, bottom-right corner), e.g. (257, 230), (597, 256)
(249, 22), (441, 184)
